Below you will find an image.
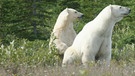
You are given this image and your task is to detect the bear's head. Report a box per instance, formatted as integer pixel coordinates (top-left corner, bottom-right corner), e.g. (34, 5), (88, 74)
(110, 5), (131, 22)
(65, 8), (84, 21)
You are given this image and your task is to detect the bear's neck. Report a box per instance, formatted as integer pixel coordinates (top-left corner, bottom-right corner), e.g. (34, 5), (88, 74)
(92, 6), (116, 37)
(66, 20), (74, 29)
(54, 20), (74, 32)
(94, 6), (114, 22)
(94, 6), (116, 27)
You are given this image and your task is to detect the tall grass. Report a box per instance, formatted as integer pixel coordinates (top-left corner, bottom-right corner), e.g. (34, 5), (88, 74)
(0, 39), (59, 75)
(0, 36), (134, 75)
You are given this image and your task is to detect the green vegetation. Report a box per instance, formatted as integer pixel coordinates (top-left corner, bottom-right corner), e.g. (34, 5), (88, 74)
(0, 0), (135, 75)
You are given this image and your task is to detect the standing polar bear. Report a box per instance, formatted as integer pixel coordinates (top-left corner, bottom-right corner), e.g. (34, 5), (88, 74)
(49, 8), (83, 58)
(62, 5), (131, 67)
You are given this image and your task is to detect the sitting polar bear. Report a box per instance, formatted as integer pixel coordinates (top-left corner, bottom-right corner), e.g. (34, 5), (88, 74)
(49, 8), (83, 58)
(62, 5), (131, 67)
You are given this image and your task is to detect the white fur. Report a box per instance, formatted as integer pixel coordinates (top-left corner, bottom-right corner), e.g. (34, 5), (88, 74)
(62, 5), (130, 67)
(49, 8), (83, 55)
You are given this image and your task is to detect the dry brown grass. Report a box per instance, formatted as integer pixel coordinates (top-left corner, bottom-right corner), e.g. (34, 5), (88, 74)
(1, 61), (135, 76)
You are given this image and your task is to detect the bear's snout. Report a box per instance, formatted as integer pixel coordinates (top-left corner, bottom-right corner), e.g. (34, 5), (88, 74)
(78, 14), (84, 18)
(128, 8), (131, 13)
(126, 7), (131, 14)
(122, 7), (131, 16)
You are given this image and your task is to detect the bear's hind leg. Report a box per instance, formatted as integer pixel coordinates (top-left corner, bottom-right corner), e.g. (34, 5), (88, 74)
(62, 47), (76, 67)
(82, 53), (95, 68)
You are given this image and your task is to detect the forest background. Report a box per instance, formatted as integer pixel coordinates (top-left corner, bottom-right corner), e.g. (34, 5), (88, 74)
(0, 0), (135, 75)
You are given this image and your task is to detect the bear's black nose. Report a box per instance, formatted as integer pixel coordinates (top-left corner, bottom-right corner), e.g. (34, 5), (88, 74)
(129, 9), (131, 13)
(78, 14), (84, 18)
(81, 14), (84, 17)
(79, 14), (84, 18)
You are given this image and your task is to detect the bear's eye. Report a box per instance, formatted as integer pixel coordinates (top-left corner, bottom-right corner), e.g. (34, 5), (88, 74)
(75, 11), (77, 13)
(119, 6), (122, 9)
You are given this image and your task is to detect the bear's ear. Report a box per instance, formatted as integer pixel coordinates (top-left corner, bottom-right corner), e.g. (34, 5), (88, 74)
(65, 8), (69, 16)
(109, 4), (112, 8)
(65, 8), (68, 10)
(110, 4), (113, 11)
(65, 8), (69, 13)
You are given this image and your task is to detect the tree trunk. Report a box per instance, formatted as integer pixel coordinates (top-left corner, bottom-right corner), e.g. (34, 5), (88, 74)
(32, 0), (37, 38)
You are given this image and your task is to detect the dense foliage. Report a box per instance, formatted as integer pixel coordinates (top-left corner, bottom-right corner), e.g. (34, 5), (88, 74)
(0, 0), (135, 75)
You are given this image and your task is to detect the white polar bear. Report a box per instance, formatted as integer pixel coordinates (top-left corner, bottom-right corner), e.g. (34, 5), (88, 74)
(62, 5), (131, 67)
(49, 8), (83, 57)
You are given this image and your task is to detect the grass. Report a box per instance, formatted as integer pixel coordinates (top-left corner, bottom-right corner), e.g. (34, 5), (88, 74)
(0, 39), (134, 76)
(1, 61), (135, 76)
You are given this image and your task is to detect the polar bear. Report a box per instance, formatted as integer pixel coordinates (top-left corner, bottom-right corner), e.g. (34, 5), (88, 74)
(49, 8), (83, 58)
(62, 5), (131, 67)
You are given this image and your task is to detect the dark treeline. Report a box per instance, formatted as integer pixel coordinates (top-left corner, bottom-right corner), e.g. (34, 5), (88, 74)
(0, 0), (135, 45)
